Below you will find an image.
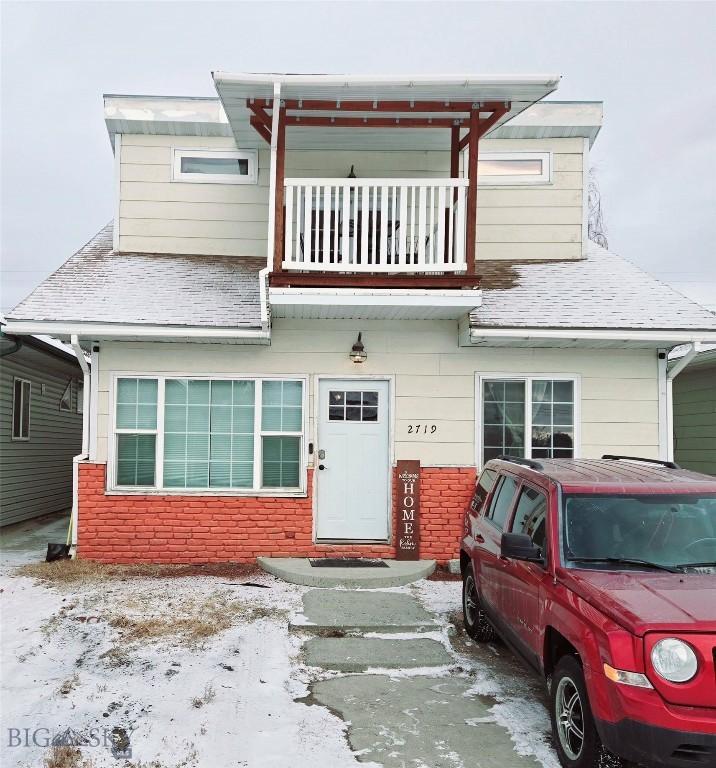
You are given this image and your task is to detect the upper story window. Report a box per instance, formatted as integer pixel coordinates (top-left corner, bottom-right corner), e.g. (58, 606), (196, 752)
(171, 149), (258, 185)
(478, 152), (552, 186)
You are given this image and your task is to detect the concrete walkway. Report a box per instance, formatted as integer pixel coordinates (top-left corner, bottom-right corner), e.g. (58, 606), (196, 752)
(294, 587), (542, 768)
(258, 556), (435, 588)
(0, 511), (70, 569)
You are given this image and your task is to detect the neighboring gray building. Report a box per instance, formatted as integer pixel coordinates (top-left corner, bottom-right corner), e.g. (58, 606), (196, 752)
(0, 326), (83, 526)
(673, 347), (716, 476)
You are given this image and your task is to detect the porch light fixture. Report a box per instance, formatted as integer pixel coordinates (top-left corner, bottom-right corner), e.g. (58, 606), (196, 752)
(350, 332), (367, 363)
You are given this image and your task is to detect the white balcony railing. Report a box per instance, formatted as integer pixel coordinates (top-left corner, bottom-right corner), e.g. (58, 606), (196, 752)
(282, 178), (468, 273)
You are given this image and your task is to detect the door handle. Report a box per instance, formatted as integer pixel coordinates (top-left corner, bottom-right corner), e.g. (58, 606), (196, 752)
(474, 534), (485, 543)
(318, 464), (327, 471)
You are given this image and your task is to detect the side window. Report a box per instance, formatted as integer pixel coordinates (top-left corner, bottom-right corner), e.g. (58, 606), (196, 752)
(486, 475), (518, 530)
(471, 468), (497, 515)
(510, 485), (548, 552)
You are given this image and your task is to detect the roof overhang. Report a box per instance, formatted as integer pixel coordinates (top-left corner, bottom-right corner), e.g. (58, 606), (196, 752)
(270, 287), (481, 320)
(213, 72), (561, 151)
(104, 95), (232, 149)
(463, 325), (716, 349)
(2, 320), (271, 346)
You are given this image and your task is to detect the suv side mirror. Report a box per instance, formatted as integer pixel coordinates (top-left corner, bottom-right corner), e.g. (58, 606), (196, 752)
(501, 532), (543, 563)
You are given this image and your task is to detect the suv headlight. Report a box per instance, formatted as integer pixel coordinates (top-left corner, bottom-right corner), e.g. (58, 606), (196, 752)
(651, 638), (698, 683)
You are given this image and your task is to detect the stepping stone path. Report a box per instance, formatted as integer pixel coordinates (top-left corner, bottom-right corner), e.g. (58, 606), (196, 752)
(294, 588), (540, 768)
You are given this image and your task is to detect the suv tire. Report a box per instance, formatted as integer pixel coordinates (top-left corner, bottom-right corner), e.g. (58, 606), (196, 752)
(462, 567), (494, 642)
(550, 655), (622, 768)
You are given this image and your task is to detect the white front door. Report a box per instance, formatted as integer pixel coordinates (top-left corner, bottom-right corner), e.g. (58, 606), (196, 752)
(316, 379), (390, 541)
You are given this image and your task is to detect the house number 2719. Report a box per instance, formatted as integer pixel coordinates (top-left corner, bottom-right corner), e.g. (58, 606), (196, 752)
(407, 424), (437, 435)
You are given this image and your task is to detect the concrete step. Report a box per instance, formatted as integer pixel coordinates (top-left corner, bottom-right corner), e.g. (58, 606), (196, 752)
(258, 557), (435, 588)
(291, 589), (440, 633)
(305, 637), (452, 672)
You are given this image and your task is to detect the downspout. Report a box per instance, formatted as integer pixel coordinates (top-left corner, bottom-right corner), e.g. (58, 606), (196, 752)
(70, 334), (90, 553)
(665, 341), (702, 463)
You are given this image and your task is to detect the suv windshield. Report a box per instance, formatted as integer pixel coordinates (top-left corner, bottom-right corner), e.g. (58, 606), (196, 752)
(562, 493), (716, 572)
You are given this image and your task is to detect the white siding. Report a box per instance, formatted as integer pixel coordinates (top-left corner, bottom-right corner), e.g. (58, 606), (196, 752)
(117, 135), (584, 261)
(94, 320), (659, 469)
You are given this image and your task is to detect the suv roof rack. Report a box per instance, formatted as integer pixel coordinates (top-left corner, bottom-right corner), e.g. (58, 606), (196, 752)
(601, 454), (681, 470)
(496, 455), (544, 471)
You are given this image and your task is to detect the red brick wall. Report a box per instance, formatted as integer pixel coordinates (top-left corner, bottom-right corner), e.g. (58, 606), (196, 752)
(77, 463), (475, 565)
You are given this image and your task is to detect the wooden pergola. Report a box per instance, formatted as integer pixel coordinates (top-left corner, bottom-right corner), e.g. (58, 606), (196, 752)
(247, 97), (510, 289)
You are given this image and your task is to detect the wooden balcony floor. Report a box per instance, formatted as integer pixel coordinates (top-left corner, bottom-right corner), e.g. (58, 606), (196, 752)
(268, 272), (481, 289)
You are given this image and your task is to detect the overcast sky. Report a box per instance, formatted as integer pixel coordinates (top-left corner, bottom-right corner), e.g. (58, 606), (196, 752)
(2, 0), (715, 313)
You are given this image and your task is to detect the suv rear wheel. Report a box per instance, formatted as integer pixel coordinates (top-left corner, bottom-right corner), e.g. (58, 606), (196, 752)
(550, 655), (622, 768)
(462, 568), (494, 642)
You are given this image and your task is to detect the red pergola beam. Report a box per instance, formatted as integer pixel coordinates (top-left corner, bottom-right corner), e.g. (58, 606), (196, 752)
(285, 116), (467, 129)
(249, 116), (272, 144)
(459, 105), (511, 150)
(281, 99), (508, 113)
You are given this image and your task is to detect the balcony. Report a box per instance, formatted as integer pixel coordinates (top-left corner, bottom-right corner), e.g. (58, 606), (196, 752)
(282, 178), (468, 274)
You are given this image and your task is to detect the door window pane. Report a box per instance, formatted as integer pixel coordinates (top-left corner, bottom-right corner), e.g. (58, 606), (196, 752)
(510, 486), (548, 552)
(486, 475), (518, 530)
(482, 380), (525, 461)
(328, 390), (380, 422)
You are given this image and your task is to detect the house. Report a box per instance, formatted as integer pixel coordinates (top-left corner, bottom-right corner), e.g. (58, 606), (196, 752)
(5, 72), (716, 564)
(672, 345), (716, 475)
(0, 318), (85, 526)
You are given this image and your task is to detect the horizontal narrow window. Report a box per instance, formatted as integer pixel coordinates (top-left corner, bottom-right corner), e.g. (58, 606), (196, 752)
(172, 149), (258, 185)
(478, 152), (552, 185)
(113, 376), (304, 492)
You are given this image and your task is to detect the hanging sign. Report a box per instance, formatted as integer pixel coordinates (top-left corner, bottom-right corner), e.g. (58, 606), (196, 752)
(396, 460), (420, 561)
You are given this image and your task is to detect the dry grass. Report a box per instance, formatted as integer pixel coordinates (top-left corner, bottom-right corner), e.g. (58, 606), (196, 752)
(17, 558), (260, 586)
(43, 746), (93, 768)
(190, 682), (216, 709)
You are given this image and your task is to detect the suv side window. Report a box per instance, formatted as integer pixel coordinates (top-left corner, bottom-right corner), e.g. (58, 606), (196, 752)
(486, 475), (518, 530)
(510, 485), (548, 553)
(471, 468), (497, 515)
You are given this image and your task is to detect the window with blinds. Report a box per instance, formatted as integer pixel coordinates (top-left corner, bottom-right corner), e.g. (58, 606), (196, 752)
(112, 377), (304, 492)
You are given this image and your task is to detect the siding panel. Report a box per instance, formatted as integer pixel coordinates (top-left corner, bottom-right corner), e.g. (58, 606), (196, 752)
(0, 346), (83, 525)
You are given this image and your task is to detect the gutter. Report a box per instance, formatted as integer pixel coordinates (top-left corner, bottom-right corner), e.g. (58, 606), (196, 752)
(0, 334), (23, 357)
(69, 334), (90, 553)
(3, 321), (271, 342)
(468, 327), (716, 344)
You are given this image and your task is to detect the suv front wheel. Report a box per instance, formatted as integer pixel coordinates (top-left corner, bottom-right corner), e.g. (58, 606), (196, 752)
(462, 567), (494, 642)
(550, 655), (622, 768)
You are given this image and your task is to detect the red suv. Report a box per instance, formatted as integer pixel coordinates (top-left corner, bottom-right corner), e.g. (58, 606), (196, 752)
(460, 455), (716, 768)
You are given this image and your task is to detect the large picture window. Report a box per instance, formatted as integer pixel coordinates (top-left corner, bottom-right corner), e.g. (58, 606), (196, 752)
(112, 376), (305, 493)
(478, 375), (577, 465)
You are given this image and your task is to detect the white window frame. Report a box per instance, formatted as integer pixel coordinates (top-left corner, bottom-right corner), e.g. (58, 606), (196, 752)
(171, 148), (258, 185)
(59, 379), (73, 412)
(12, 377), (31, 441)
(76, 380), (84, 414)
(477, 152), (552, 186)
(107, 374), (308, 496)
(474, 373), (581, 467)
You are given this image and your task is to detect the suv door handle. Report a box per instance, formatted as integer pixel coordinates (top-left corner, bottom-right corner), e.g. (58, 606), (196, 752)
(474, 533), (485, 543)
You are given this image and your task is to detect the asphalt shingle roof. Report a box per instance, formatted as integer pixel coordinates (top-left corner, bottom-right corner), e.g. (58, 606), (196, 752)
(471, 242), (716, 330)
(7, 224), (265, 328)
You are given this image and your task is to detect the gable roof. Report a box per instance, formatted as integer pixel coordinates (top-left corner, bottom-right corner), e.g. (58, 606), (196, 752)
(470, 242), (716, 332)
(6, 224), (265, 330)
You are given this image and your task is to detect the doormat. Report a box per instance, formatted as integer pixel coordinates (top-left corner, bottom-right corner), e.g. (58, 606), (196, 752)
(309, 558), (389, 568)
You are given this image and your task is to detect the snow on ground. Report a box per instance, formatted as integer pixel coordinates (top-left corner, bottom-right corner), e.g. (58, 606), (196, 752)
(0, 567), (366, 768)
(410, 577), (558, 768)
